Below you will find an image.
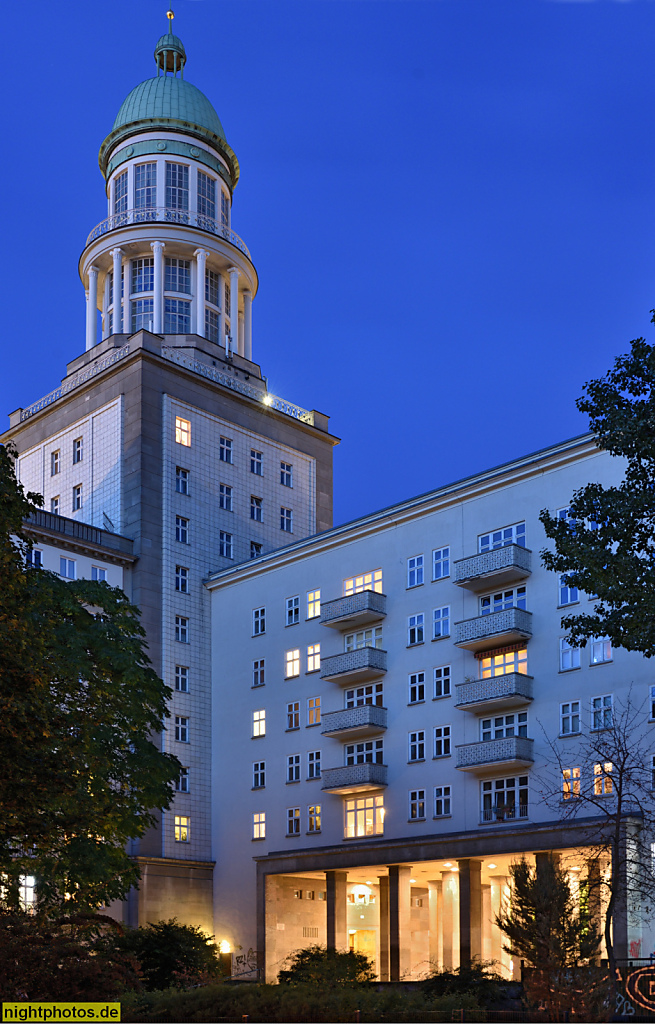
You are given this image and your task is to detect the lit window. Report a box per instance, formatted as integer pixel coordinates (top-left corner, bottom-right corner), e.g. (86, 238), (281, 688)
(72, 485), (83, 511)
(594, 762), (613, 795)
(307, 696), (321, 726)
(253, 761), (265, 788)
(175, 666), (189, 692)
(308, 805), (321, 833)
(434, 786), (451, 817)
(250, 450), (263, 475)
(287, 807), (301, 835)
(345, 627), (383, 651)
(481, 776), (529, 822)
(250, 541), (262, 559)
(409, 790), (426, 821)
(559, 574), (579, 606)
(592, 694), (613, 730)
(408, 731), (425, 762)
(281, 462), (293, 487)
(253, 812), (266, 839)
(409, 672), (425, 704)
(250, 496), (263, 522)
(197, 171), (216, 221)
(479, 522), (526, 552)
(559, 638), (580, 672)
(479, 647), (527, 678)
(134, 163), (156, 210)
(60, 557), (76, 580)
(285, 649), (300, 678)
(287, 753), (301, 783)
(481, 712), (527, 741)
(19, 875), (36, 914)
(434, 666), (451, 698)
(176, 767), (189, 793)
(408, 613), (424, 646)
(560, 701), (580, 735)
(219, 436), (233, 463)
(308, 751), (321, 779)
(345, 683), (384, 708)
(343, 570), (383, 596)
(113, 170), (127, 214)
(346, 739), (383, 765)
(174, 815), (190, 842)
(562, 767), (580, 800)
(287, 702), (300, 730)
(176, 467), (189, 494)
(253, 659), (265, 687)
(407, 555), (424, 588)
(281, 507), (293, 533)
(51, 450), (60, 476)
(433, 547), (450, 581)
(91, 566), (107, 582)
(219, 484), (232, 511)
(253, 607), (266, 635)
(175, 516), (189, 544)
(433, 606), (450, 639)
(307, 590), (321, 619)
(175, 565), (189, 593)
(434, 725), (451, 757)
(252, 709), (266, 737)
(344, 795), (384, 838)
(175, 616), (189, 643)
(286, 596), (299, 625)
(307, 644), (321, 672)
(174, 716), (189, 743)
(480, 587), (526, 614)
(51, 496), (60, 515)
(591, 637), (612, 665)
(175, 417), (191, 447)
(219, 531), (233, 558)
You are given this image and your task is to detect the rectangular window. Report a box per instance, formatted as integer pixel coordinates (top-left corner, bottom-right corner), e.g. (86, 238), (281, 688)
(560, 701), (580, 735)
(281, 462), (293, 487)
(307, 696), (321, 726)
(407, 555), (424, 588)
(175, 565), (189, 593)
(219, 483), (232, 511)
(479, 522), (526, 552)
(250, 541), (262, 559)
(287, 754), (301, 783)
(174, 815), (189, 842)
(562, 767), (580, 800)
(308, 750), (321, 779)
(287, 702), (300, 730)
(50, 450), (60, 476)
(409, 731), (425, 762)
(433, 546), (450, 581)
(480, 586), (526, 614)
(592, 694), (613, 730)
(559, 638), (581, 672)
(91, 566), (107, 582)
(253, 607), (266, 635)
(174, 716), (189, 742)
(285, 649), (300, 678)
(224, 281), (231, 318)
(131, 256), (154, 293)
(197, 170), (216, 220)
(481, 775), (529, 822)
(280, 507), (293, 532)
(176, 767), (189, 793)
(175, 665), (189, 692)
(166, 162), (189, 211)
(591, 637), (612, 665)
(409, 672), (425, 704)
(287, 807), (301, 835)
(253, 659), (265, 687)
(346, 740), (384, 765)
(72, 484), (83, 511)
(253, 761), (265, 788)
(219, 436), (233, 463)
(253, 709), (265, 737)
(250, 496), (263, 521)
(26, 549), (42, 569)
(253, 812), (265, 839)
(434, 785), (451, 817)
(59, 557), (76, 580)
(219, 531), (233, 558)
(345, 627), (383, 652)
(286, 596), (299, 625)
(434, 725), (451, 757)
(307, 644), (321, 672)
(164, 297), (191, 333)
(409, 789), (426, 821)
(50, 497), (60, 515)
(651, 686), (655, 721)
(479, 646), (528, 678)
(113, 170), (128, 214)
(308, 804), (321, 833)
(433, 606), (450, 639)
(134, 162), (156, 209)
(72, 437), (83, 464)
(434, 665), (452, 698)
(205, 307), (219, 344)
(344, 795), (384, 838)
(345, 683), (384, 708)
(343, 569), (383, 596)
(175, 467), (189, 494)
(131, 297), (154, 332)
(175, 515), (189, 544)
(307, 590), (321, 619)
(408, 613), (424, 646)
(221, 191), (230, 227)
(250, 449), (263, 475)
(559, 574), (579, 606)
(481, 712), (528, 741)
(205, 268), (220, 307)
(175, 616), (189, 643)
(594, 761), (613, 795)
(175, 416), (191, 446)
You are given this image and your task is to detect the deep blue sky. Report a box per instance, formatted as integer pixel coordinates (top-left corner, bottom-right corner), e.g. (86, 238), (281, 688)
(3, 0), (655, 525)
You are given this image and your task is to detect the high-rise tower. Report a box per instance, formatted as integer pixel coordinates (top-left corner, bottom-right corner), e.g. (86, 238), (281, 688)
(3, 16), (338, 930)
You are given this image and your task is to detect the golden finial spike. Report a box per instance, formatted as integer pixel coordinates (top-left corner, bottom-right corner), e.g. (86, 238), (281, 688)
(167, 9), (174, 28)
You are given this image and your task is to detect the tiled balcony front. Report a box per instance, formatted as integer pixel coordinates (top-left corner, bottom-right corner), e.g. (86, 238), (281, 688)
(321, 762), (388, 794)
(454, 544), (532, 592)
(320, 647), (387, 685)
(454, 607), (532, 652)
(321, 704), (387, 740)
(455, 673), (534, 714)
(320, 591), (387, 630)
(456, 736), (534, 773)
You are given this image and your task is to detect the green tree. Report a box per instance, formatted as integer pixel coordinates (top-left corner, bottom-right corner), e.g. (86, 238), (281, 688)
(110, 919), (224, 990)
(278, 944), (375, 986)
(0, 444), (179, 910)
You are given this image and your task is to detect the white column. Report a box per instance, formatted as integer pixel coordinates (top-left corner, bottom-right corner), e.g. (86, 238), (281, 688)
(195, 249), (208, 338)
(85, 266), (99, 351)
(110, 248), (123, 334)
(151, 241), (165, 334)
(102, 272), (111, 339)
(243, 290), (252, 361)
(238, 313), (244, 357)
(228, 266), (239, 352)
(219, 273), (226, 349)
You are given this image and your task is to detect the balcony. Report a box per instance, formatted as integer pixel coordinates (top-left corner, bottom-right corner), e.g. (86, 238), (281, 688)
(321, 762), (388, 794)
(85, 207), (251, 259)
(454, 607), (532, 652)
(455, 673), (534, 714)
(321, 704), (387, 740)
(320, 647), (387, 685)
(454, 545), (531, 592)
(457, 736), (534, 773)
(480, 804), (529, 825)
(320, 591), (387, 630)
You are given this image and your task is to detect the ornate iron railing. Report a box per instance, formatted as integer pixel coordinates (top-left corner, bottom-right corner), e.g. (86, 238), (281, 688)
(85, 207), (251, 259)
(20, 346), (130, 422)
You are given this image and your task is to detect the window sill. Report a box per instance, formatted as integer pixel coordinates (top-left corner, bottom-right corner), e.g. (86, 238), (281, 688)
(408, 818), (427, 824)
(408, 700), (426, 707)
(252, 837), (266, 842)
(557, 602), (580, 610)
(558, 732), (581, 739)
(252, 683), (265, 689)
(559, 666), (581, 673)
(306, 776), (321, 782)
(251, 786), (265, 791)
(285, 727), (300, 733)
(342, 834), (384, 841)
(306, 669), (321, 675)
(407, 642), (425, 649)
(408, 758), (426, 765)
(433, 694), (452, 701)
(433, 815), (452, 821)
(251, 735), (265, 740)
(285, 622), (300, 628)
(590, 660), (613, 667)
(306, 722), (322, 728)
(285, 675), (300, 681)
(432, 576), (450, 583)
(406, 583), (424, 590)
(306, 830), (321, 836)
(433, 754), (451, 760)
(286, 833), (302, 839)
(251, 633), (266, 639)
(286, 780), (300, 785)
(306, 616), (320, 623)
(432, 635), (451, 643)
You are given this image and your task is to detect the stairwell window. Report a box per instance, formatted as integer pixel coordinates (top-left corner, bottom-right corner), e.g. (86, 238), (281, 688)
(72, 485), (83, 512)
(166, 162), (189, 211)
(174, 816), (190, 842)
(134, 162), (156, 209)
(219, 531), (233, 558)
(175, 417), (191, 446)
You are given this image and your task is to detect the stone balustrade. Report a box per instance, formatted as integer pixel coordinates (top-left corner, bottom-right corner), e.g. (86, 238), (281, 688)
(457, 735), (534, 772)
(320, 590), (387, 629)
(321, 762), (388, 793)
(320, 647), (387, 684)
(321, 704), (387, 738)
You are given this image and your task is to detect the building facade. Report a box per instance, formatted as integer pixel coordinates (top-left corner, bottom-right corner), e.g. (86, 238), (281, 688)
(207, 434), (654, 980)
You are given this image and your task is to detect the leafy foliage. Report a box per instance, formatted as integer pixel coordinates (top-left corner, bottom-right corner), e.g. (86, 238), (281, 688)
(110, 919), (224, 991)
(421, 960), (505, 1007)
(278, 944), (376, 986)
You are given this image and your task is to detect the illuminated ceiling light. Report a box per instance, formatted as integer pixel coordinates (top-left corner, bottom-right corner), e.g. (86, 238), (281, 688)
(410, 878), (416, 883)
(570, 866), (581, 872)
(365, 880), (373, 885)
(487, 863), (497, 870)
(444, 862), (453, 868)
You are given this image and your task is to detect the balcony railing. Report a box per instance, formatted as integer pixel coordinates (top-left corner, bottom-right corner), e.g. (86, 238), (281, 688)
(321, 704), (387, 739)
(455, 673), (534, 714)
(320, 647), (387, 685)
(481, 803), (529, 824)
(85, 207), (251, 259)
(454, 607), (532, 652)
(457, 735), (534, 772)
(321, 762), (388, 793)
(24, 510), (134, 556)
(454, 544), (532, 592)
(320, 591), (387, 630)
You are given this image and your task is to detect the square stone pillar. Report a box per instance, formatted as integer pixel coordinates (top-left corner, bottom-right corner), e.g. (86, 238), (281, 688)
(458, 859), (482, 965)
(378, 874), (390, 980)
(481, 884), (491, 961)
(428, 880), (442, 970)
(326, 870), (348, 950)
(389, 864), (411, 980)
(441, 870), (458, 970)
(489, 875), (506, 969)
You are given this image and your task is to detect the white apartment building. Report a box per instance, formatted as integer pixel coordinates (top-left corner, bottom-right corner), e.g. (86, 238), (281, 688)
(207, 434), (654, 981)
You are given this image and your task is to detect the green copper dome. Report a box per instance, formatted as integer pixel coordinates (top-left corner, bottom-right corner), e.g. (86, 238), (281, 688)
(112, 76), (226, 140)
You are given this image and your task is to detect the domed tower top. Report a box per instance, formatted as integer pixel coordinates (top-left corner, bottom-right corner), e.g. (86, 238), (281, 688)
(154, 13), (187, 74)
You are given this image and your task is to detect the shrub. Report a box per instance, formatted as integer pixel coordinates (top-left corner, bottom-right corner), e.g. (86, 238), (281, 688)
(278, 944), (375, 986)
(421, 960), (504, 1007)
(110, 918), (224, 991)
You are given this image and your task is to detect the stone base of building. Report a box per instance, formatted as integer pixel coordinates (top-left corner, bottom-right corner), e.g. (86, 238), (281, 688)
(107, 856), (215, 932)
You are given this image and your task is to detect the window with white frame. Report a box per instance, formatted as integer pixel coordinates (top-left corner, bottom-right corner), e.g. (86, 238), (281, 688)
(72, 485), (83, 511)
(175, 467), (189, 494)
(91, 566), (107, 582)
(478, 646), (528, 678)
(434, 785), (451, 817)
(308, 751), (321, 779)
(253, 812), (265, 839)
(174, 716), (189, 742)
(408, 731), (425, 762)
(481, 775), (528, 822)
(113, 170), (128, 214)
(252, 709), (265, 737)
(590, 637), (612, 665)
(205, 307), (220, 344)
(281, 462), (293, 487)
(434, 665), (452, 698)
(594, 761), (613, 795)
(253, 761), (265, 788)
(433, 606), (450, 639)
(480, 587), (526, 614)
(560, 700), (580, 735)
(408, 613), (424, 646)
(345, 683), (384, 708)
(308, 804), (321, 832)
(287, 807), (301, 835)
(280, 507), (293, 532)
(559, 574), (579, 606)
(175, 565), (189, 593)
(345, 627), (383, 651)
(205, 268), (220, 307)
(409, 672), (425, 704)
(26, 549), (42, 569)
(175, 416), (191, 446)
(408, 555), (424, 588)
(219, 483), (232, 511)
(434, 725), (451, 757)
(224, 280), (231, 320)
(286, 596), (300, 625)
(481, 712), (527, 741)
(175, 515), (189, 544)
(73, 437), (83, 464)
(307, 696), (321, 725)
(307, 590), (321, 618)
(307, 644), (320, 672)
(562, 767), (580, 800)
(433, 546), (450, 581)
(343, 569), (383, 596)
(131, 297), (154, 332)
(557, 506), (579, 529)
(175, 665), (189, 692)
(250, 541), (262, 559)
(19, 875), (36, 913)
(176, 766), (189, 793)
(219, 436), (233, 463)
(287, 702), (300, 730)
(197, 170), (216, 220)
(51, 496), (60, 515)
(479, 522), (526, 552)
(219, 531), (233, 558)
(134, 162), (156, 208)
(221, 191), (230, 227)
(409, 789), (426, 820)
(164, 297), (191, 333)
(344, 794), (384, 838)
(250, 450), (263, 475)
(346, 739), (383, 765)
(175, 616), (189, 643)
(253, 607), (265, 635)
(253, 659), (265, 687)
(166, 162), (189, 210)
(287, 754), (301, 783)
(559, 637), (581, 672)
(59, 557), (76, 579)
(174, 815), (190, 842)
(592, 694), (613, 730)
(51, 449), (60, 476)
(285, 649), (300, 678)
(132, 257), (154, 293)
